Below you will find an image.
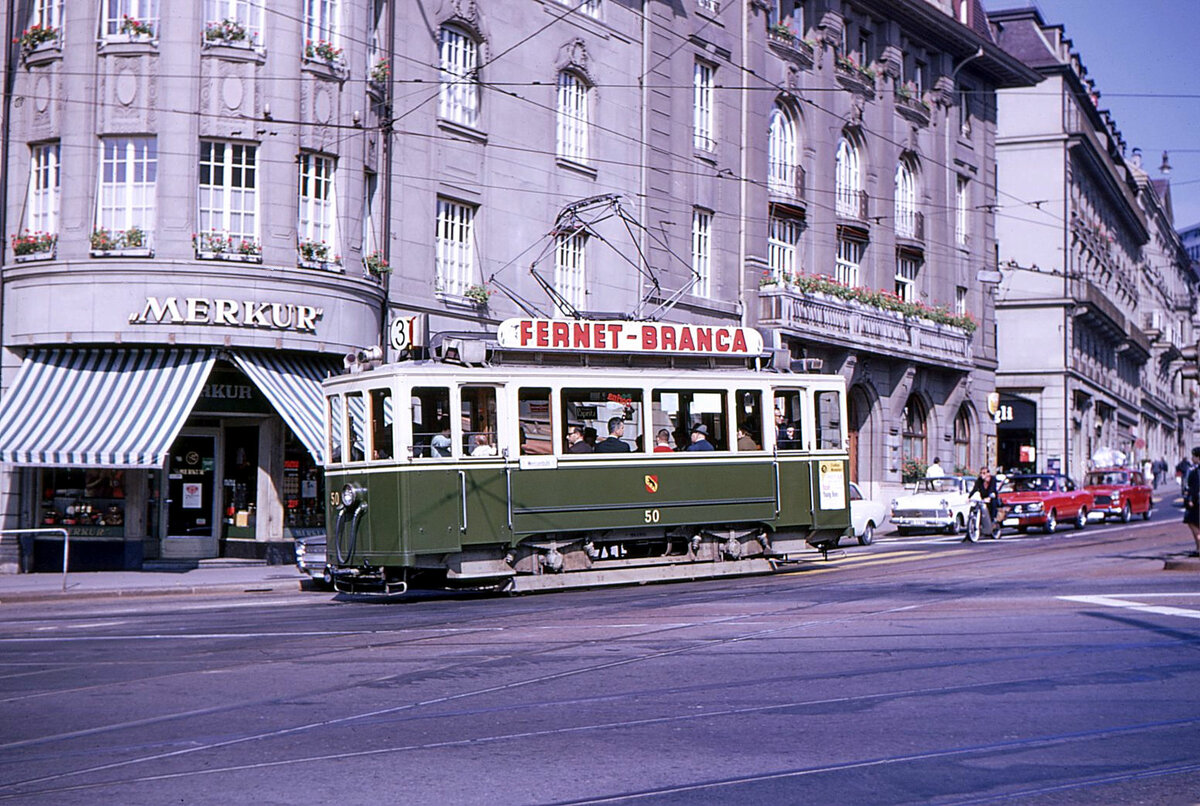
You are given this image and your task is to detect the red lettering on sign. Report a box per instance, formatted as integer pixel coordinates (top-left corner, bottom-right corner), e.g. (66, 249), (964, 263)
(573, 322), (590, 349)
(661, 326), (677, 351)
(732, 329), (748, 352)
(678, 328), (695, 351)
(608, 324), (622, 348)
(552, 321), (569, 348)
(519, 319), (533, 347)
(642, 325), (658, 350)
(535, 320), (550, 348)
(695, 327), (712, 352)
(715, 328), (730, 351)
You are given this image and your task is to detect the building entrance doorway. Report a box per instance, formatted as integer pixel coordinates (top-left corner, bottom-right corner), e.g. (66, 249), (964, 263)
(162, 432), (219, 559)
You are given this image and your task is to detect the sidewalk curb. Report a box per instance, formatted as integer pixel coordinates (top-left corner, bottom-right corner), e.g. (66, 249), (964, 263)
(0, 580), (304, 604)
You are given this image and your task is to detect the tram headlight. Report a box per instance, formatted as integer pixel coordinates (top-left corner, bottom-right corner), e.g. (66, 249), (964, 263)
(340, 483), (361, 509)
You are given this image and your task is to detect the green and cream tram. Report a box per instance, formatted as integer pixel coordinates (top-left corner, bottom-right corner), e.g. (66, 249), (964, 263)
(324, 320), (852, 594)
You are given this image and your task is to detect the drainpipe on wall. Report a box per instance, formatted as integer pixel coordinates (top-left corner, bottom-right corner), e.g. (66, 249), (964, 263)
(378, 0), (395, 353)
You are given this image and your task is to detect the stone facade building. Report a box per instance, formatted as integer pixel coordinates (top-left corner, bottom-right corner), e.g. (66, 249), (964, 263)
(0, 0), (1031, 568)
(990, 7), (1197, 477)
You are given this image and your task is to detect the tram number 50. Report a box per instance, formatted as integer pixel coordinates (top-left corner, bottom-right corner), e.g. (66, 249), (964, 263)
(644, 509), (661, 523)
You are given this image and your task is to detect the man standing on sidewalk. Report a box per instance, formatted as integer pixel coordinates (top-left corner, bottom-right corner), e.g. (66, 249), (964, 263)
(1183, 447), (1200, 558)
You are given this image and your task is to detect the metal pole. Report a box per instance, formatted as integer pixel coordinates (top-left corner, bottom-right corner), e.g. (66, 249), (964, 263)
(0, 527), (71, 591)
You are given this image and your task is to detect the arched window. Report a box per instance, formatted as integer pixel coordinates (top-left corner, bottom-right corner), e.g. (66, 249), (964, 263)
(556, 71), (589, 163)
(894, 159), (918, 239)
(954, 405), (972, 473)
(835, 135), (862, 218)
(901, 395), (927, 466)
(439, 25), (479, 128)
(768, 104), (799, 197)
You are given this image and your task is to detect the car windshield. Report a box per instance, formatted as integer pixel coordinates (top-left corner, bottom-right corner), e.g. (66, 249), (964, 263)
(1010, 475), (1056, 492)
(1087, 472), (1128, 486)
(915, 477), (962, 494)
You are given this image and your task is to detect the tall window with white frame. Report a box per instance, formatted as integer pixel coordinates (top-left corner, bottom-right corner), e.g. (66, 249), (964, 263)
(197, 140), (258, 256)
(436, 198), (475, 298)
(768, 104), (800, 198)
(556, 71), (589, 164)
(835, 135), (862, 218)
(28, 0), (63, 34)
(362, 171), (379, 260)
(955, 176), (969, 247)
(101, 0), (158, 39)
(26, 142), (60, 243)
(894, 159), (918, 239)
(556, 0), (601, 19)
(439, 26), (479, 128)
(693, 60), (715, 151)
(768, 209), (803, 283)
(304, 0), (339, 52)
(835, 232), (863, 287)
(367, 0), (385, 77)
(297, 152), (338, 266)
(767, 0), (803, 34)
(554, 227), (587, 314)
(203, 0), (263, 47)
(692, 208), (712, 298)
(894, 253), (919, 302)
(96, 137), (156, 250)
(955, 285), (968, 316)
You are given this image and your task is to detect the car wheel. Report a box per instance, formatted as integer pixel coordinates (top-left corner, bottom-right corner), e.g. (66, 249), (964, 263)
(946, 516), (962, 535)
(1142, 506), (1151, 521)
(1074, 507), (1087, 530)
(858, 522), (875, 546)
(1044, 510), (1057, 534)
(1120, 502), (1132, 523)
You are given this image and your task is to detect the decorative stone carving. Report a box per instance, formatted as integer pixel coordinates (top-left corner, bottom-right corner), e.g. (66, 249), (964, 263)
(879, 45), (903, 81)
(556, 38), (596, 87)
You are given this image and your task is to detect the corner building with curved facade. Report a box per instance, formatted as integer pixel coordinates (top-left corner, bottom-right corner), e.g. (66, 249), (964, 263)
(0, 0), (1032, 568)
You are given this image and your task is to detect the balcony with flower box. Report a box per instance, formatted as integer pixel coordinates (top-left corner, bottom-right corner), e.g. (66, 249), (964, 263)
(18, 24), (61, 67)
(297, 240), (342, 271)
(834, 55), (876, 98)
(758, 273), (975, 369)
(766, 25), (815, 69)
(193, 231), (263, 263)
(10, 231), (57, 263)
(89, 227), (153, 258)
(894, 83), (931, 127)
(303, 39), (348, 81)
(201, 18), (264, 63)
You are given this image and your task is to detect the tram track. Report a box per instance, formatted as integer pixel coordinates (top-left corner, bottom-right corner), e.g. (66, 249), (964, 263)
(0, 521), (1192, 802)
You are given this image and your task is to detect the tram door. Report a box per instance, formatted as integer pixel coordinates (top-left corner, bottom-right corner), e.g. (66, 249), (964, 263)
(162, 432), (220, 559)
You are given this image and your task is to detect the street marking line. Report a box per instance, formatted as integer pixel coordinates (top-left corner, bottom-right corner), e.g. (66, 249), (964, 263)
(1058, 594), (1200, 620)
(782, 549), (970, 575)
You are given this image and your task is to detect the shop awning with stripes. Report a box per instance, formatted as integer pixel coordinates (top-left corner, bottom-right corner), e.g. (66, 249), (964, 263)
(230, 351), (342, 464)
(0, 348), (216, 468)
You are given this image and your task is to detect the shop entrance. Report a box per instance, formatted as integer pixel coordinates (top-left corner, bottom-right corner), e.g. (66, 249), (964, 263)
(163, 432), (220, 558)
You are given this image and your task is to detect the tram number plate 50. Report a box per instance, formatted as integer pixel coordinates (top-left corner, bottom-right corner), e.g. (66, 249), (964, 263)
(644, 509), (661, 523)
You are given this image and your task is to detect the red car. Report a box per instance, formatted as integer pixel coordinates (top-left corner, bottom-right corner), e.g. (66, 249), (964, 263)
(999, 474), (1094, 534)
(1084, 467), (1152, 522)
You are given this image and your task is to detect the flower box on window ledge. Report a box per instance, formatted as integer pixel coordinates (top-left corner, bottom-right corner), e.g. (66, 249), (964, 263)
(368, 58), (390, 92)
(89, 227), (154, 258)
(303, 40), (347, 79)
(192, 231), (262, 262)
(297, 240), (341, 270)
(10, 231), (57, 262)
(363, 251), (389, 278)
(18, 25), (61, 65)
(114, 14), (155, 42)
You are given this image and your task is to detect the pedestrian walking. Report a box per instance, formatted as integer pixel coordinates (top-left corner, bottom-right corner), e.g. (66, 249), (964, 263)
(1184, 447), (1200, 557)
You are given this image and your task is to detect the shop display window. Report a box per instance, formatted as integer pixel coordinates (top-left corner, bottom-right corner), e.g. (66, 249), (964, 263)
(284, 430), (325, 531)
(39, 468), (127, 536)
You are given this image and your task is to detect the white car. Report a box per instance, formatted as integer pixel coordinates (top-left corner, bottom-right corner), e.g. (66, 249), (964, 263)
(847, 482), (888, 546)
(889, 475), (976, 535)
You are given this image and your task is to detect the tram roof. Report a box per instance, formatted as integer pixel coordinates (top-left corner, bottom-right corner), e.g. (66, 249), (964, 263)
(323, 360), (845, 390)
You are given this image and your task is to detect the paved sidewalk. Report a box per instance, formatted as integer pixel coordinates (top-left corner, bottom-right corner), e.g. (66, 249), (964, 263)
(0, 559), (307, 603)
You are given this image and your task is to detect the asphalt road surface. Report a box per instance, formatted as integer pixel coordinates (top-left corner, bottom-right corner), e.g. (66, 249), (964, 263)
(1, 515), (1198, 805)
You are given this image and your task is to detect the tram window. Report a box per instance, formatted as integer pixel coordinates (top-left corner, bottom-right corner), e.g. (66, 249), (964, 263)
(461, 386), (498, 457)
(327, 395), (344, 464)
(735, 389), (764, 451)
(412, 386), (452, 459)
(562, 388), (643, 454)
(774, 390), (804, 450)
(518, 387), (553, 455)
(652, 389), (728, 451)
(815, 390), (843, 449)
(346, 392), (366, 462)
(370, 388), (393, 460)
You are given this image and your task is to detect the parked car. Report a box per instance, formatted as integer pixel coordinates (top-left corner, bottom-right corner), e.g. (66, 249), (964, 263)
(846, 482), (888, 546)
(1084, 467), (1152, 522)
(999, 474), (1094, 533)
(890, 475), (977, 535)
(294, 532), (330, 587)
